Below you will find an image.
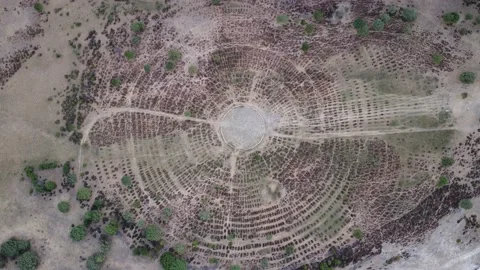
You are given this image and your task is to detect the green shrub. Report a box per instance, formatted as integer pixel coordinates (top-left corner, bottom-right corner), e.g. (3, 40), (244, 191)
(401, 8), (417, 22)
(465, 13), (473, 20)
(57, 201), (70, 213)
(459, 199), (473, 210)
(33, 3), (44, 13)
(160, 252), (187, 270)
(276, 15), (289, 24)
(0, 239), (30, 258)
(131, 36), (141, 45)
(122, 211), (134, 224)
(313, 10), (324, 23)
(165, 61), (175, 71)
(300, 42), (310, 53)
(77, 187), (92, 201)
(459, 72), (476, 84)
(38, 161), (57, 170)
(124, 51), (135, 60)
(387, 5), (397, 16)
(403, 23), (413, 34)
(188, 65), (198, 76)
(285, 245), (294, 256)
(212, 0), (220, 5)
(353, 18), (366, 29)
(111, 78), (121, 87)
(352, 229), (364, 239)
(305, 24), (315, 35)
(44, 181), (57, 192)
(104, 220), (120, 235)
(145, 224), (162, 241)
(168, 50), (182, 63)
(17, 251), (39, 270)
(0, 255), (5, 268)
(84, 210), (102, 225)
(144, 64), (151, 73)
(441, 157), (454, 167)
(174, 244), (185, 255)
(163, 208), (173, 218)
(133, 246), (150, 256)
(62, 162), (70, 175)
(432, 54), (444, 65)
(443, 12), (460, 25)
(379, 13), (391, 24)
(209, 257), (218, 264)
(92, 198), (105, 210)
(372, 19), (385, 31)
(260, 258), (268, 269)
(121, 175), (132, 187)
(198, 210), (211, 221)
(437, 176), (448, 188)
(230, 265), (241, 270)
(70, 225), (87, 241)
(356, 25), (369, 36)
(131, 21), (145, 32)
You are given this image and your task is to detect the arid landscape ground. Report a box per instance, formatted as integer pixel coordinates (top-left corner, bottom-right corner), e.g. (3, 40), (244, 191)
(1, 0), (480, 269)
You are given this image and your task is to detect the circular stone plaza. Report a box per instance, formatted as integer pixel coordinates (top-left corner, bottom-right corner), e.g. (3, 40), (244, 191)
(220, 105), (267, 150)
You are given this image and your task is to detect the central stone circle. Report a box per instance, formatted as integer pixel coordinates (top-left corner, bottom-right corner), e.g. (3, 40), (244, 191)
(220, 105), (266, 150)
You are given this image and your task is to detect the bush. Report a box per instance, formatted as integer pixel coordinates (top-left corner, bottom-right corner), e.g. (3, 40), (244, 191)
(300, 42), (310, 53)
(372, 19), (385, 31)
(313, 10), (324, 23)
(62, 162), (70, 175)
(38, 161), (57, 170)
(168, 50), (182, 63)
(305, 24), (315, 35)
(44, 181), (57, 192)
(144, 64), (151, 73)
(57, 201), (70, 213)
(145, 224), (162, 241)
(459, 72), (476, 84)
(401, 8), (417, 22)
(353, 18), (366, 29)
(174, 244), (185, 255)
(387, 5), (397, 16)
(403, 23), (413, 34)
(285, 245), (294, 256)
(432, 54), (444, 65)
(17, 251), (39, 270)
(77, 187), (92, 201)
(165, 61), (175, 71)
(198, 210), (211, 221)
(92, 198), (105, 210)
(133, 246), (150, 256)
(231, 265), (241, 270)
(130, 21), (145, 32)
(0, 239), (30, 258)
(124, 51), (135, 60)
(379, 13), (391, 24)
(70, 225), (87, 241)
(188, 65), (198, 76)
(352, 229), (364, 239)
(356, 25), (369, 36)
(84, 210), (102, 225)
(443, 12), (460, 25)
(66, 173), (77, 186)
(276, 15), (289, 24)
(104, 220), (119, 236)
(437, 176), (448, 188)
(131, 36), (141, 45)
(33, 3), (44, 13)
(441, 157), (454, 167)
(111, 78), (121, 87)
(121, 175), (132, 187)
(121, 211), (134, 224)
(212, 0), (220, 5)
(160, 252), (187, 270)
(465, 13), (473, 20)
(459, 199), (473, 210)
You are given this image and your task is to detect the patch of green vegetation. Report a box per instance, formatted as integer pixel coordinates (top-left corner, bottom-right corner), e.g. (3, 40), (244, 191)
(353, 18), (366, 29)
(212, 0), (220, 5)
(301, 42), (310, 53)
(230, 265), (241, 270)
(188, 65), (198, 76)
(352, 229), (364, 239)
(131, 20), (145, 32)
(285, 245), (294, 256)
(276, 14), (289, 24)
(84, 210), (102, 226)
(33, 3), (44, 13)
(401, 8), (417, 22)
(441, 157), (454, 167)
(380, 13), (391, 24)
(133, 246), (150, 256)
(66, 173), (77, 187)
(227, 232), (235, 241)
(465, 13), (473, 20)
(145, 224), (162, 241)
(211, 54), (221, 64)
(111, 78), (121, 87)
(165, 61), (175, 71)
(17, 251), (39, 270)
(0, 239), (30, 258)
(443, 12), (460, 25)
(209, 257), (219, 264)
(168, 50), (182, 62)
(121, 175), (132, 187)
(459, 71), (476, 84)
(403, 23), (413, 34)
(57, 201), (70, 213)
(44, 181), (57, 192)
(38, 161), (57, 170)
(77, 187), (92, 201)
(372, 19), (385, 31)
(131, 36), (141, 45)
(104, 220), (120, 235)
(86, 235), (111, 270)
(266, 233), (272, 240)
(387, 5), (397, 16)
(313, 10), (324, 23)
(437, 176), (449, 188)
(160, 252), (187, 270)
(124, 51), (136, 60)
(174, 244), (185, 255)
(459, 199), (473, 210)
(432, 54), (444, 65)
(198, 210), (211, 221)
(305, 23), (315, 35)
(260, 258), (268, 269)
(70, 225), (87, 241)
(144, 64), (151, 73)
(63, 162), (71, 175)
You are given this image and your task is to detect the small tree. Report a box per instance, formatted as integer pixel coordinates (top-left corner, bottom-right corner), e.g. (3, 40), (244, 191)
(465, 14), (473, 20)
(443, 12), (460, 25)
(352, 229), (364, 239)
(33, 3), (44, 13)
(77, 187), (92, 201)
(57, 201), (70, 213)
(285, 245), (294, 256)
(131, 36), (141, 45)
(70, 225), (87, 241)
(300, 42), (310, 53)
(353, 18), (366, 29)
(387, 5), (397, 16)
(168, 50), (182, 63)
(459, 72), (476, 84)
(63, 162), (71, 175)
(305, 24), (315, 35)
(437, 176), (448, 188)
(104, 220), (120, 235)
(379, 13), (391, 24)
(441, 157), (454, 167)
(84, 210), (102, 225)
(174, 244), (185, 255)
(372, 19), (385, 31)
(122, 211), (134, 224)
(44, 181), (57, 192)
(165, 61), (175, 71)
(276, 15), (289, 24)
(313, 10), (324, 23)
(357, 25), (369, 36)
(145, 224), (162, 241)
(144, 64), (151, 73)
(231, 265), (241, 270)
(432, 54), (444, 65)
(212, 0), (220, 5)
(17, 251), (39, 270)
(459, 199), (473, 210)
(401, 8), (417, 22)
(130, 21), (145, 32)
(111, 78), (121, 87)
(121, 175), (132, 187)
(124, 51), (135, 60)
(0, 240), (19, 258)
